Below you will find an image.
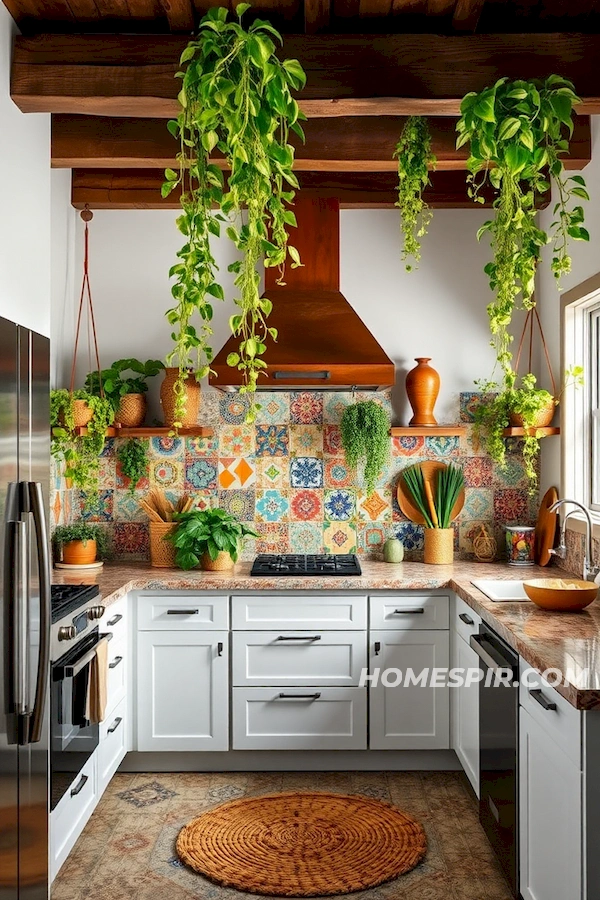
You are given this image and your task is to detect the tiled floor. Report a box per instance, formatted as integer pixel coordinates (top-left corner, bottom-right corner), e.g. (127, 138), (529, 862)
(51, 771), (512, 900)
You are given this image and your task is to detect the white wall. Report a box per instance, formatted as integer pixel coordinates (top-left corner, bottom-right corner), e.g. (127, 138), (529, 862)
(50, 169), (76, 387)
(0, 5), (51, 336)
(65, 205), (498, 424)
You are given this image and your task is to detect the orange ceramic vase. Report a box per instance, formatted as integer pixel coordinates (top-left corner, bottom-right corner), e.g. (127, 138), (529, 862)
(406, 358), (440, 427)
(62, 540), (97, 566)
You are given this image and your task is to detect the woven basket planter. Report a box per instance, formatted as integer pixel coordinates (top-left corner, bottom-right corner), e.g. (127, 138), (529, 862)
(71, 399), (94, 428)
(115, 393), (146, 427)
(201, 551), (235, 572)
(149, 522), (177, 568)
(160, 367), (201, 427)
(423, 528), (454, 565)
(509, 399), (556, 429)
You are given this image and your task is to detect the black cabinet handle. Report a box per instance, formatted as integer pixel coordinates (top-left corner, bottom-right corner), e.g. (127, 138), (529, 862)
(217, 642), (224, 657)
(276, 635), (321, 641)
(167, 609), (199, 615)
(374, 641), (381, 656)
(107, 717), (123, 734)
(70, 774), (88, 797)
(109, 655), (123, 670)
(107, 613), (123, 627)
(277, 692), (321, 700)
(459, 612), (475, 626)
(529, 689), (557, 712)
(393, 608), (425, 615)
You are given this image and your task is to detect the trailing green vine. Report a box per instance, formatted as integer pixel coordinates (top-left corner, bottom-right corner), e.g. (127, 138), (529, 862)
(394, 116), (436, 271)
(50, 389), (115, 501)
(117, 439), (149, 494)
(457, 76), (589, 373)
(340, 401), (390, 497)
(164, 3), (306, 422)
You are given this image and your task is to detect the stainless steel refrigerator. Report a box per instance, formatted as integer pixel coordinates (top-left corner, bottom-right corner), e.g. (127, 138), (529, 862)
(0, 315), (50, 898)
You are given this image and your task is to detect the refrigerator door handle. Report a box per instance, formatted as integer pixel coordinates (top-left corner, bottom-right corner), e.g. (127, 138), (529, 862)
(26, 482), (51, 745)
(7, 520), (28, 717)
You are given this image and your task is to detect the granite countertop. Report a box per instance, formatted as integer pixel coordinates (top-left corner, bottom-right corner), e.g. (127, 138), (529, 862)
(53, 559), (600, 710)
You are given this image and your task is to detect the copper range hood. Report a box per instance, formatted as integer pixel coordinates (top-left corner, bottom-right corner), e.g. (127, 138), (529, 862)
(210, 195), (395, 391)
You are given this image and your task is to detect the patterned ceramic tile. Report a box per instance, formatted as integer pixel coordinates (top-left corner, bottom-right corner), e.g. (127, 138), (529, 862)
(184, 458), (217, 491)
(117, 781), (177, 808)
(323, 392), (352, 424)
(494, 455), (528, 488)
(218, 490), (255, 521)
(463, 487), (494, 521)
(254, 393), (290, 424)
(357, 522), (388, 555)
(185, 435), (218, 457)
(149, 437), (183, 458)
(219, 395), (250, 425)
(99, 437), (115, 458)
(255, 458), (289, 489)
(98, 457), (116, 489)
(255, 522), (289, 553)
(493, 488), (530, 524)
(114, 491), (146, 522)
(424, 435), (460, 457)
(113, 522), (149, 556)
(289, 457), (324, 488)
(289, 521), (324, 554)
(116, 459), (149, 493)
(323, 521), (357, 554)
(324, 488), (356, 521)
(460, 391), (483, 423)
(255, 425), (290, 457)
(323, 425), (343, 456)
(392, 435), (424, 457)
(218, 458), (256, 490)
(255, 489), (289, 523)
(463, 456), (493, 488)
(394, 521), (424, 551)
(324, 457), (355, 489)
(79, 490), (114, 522)
(290, 391), (323, 424)
(289, 424), (323, 457)
(358, 489), (391, 522)
(290, 489), (324, 522)
(150, 459), (184, 490)
(219, 424), (255, 457)
(199, 388), (221, 427)
(189, 490), (217, 512)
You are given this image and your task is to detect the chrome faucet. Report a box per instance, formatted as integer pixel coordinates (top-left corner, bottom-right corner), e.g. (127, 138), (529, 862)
(548, 499), (600, 583)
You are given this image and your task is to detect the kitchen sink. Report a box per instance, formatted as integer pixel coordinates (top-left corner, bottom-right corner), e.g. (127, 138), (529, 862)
(471, 579), (530, 602)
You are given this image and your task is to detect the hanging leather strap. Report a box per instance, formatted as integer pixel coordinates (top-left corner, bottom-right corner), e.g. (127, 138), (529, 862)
(513, 305), (557, 398)
(69, 207), (104, 398)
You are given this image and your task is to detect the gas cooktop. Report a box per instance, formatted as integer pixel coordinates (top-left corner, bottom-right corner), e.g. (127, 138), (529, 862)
(250, 554), (362, 576)
(51, 583), (100, 623)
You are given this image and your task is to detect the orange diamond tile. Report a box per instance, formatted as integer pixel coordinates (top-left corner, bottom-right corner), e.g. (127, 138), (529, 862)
(219, 468), (236, 489)
(234, 458), (253, 486)
(361, 491), (387, 521)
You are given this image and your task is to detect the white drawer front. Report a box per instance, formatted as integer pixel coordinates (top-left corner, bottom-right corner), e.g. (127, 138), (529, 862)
(232, 631), (367, 686)
(232, 595), (367, 631)
(232, 687), (367, 750)
(137, 594), (229, 630)
(51, 754), (97, 880)
(454, 594), (481, 646)
(101, 595), (128, 643)
(370, 594), (450, 630)
(519, 659), (581, 767)
(106, 637), (126, 716)
(99, 697), (128, 794)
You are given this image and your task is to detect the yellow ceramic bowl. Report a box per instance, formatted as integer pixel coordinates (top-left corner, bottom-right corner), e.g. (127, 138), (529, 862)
(523, 578), (598, 612)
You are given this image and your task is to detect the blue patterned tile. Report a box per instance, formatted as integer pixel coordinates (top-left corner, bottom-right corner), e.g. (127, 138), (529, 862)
(255, 425), (290, 457)
(185, 435), (218, 457)
(150, 436), (183, 458)
(289, 457), (324, 488)
(78, 490), (113, 522)
(219, 396), (250, 425)
(463, 487), (493, 521)
(324, 489), (355, 521)
(255, 489), (289, 523)
(393, 521), (424, 551)
(357, 523), (387, 555)
(255, 393), (290, 424)
(289, 521), (324, 554)
(100, 438), (116, 458)
(424, 436), (460, 457)
(185, 458), (217, 490)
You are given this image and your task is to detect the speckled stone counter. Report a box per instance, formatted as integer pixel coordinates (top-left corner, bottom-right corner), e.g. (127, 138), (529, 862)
(54, 560), (600, 710)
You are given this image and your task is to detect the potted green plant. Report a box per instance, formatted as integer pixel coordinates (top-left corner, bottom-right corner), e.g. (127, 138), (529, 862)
(402, 463), (464, 565)
(340, 401), (390, 497)
(169, 508), (257, 571)
(394, 116), (437, 271)
(163, 4), (306, 423)
(85, 358), (164, 427)
(53, 523), (108, 566)
(50, 389), (115, 499)
(117, 438), (148, 493)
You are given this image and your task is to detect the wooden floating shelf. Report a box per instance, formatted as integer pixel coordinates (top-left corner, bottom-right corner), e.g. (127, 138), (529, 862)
(503, 427), (560, 437)
(390, 426), (466, 437)
(53, 426), (215, 439)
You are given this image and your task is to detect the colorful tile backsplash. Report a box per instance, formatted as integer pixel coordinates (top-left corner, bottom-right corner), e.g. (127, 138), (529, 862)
(50, 390), (539, 563)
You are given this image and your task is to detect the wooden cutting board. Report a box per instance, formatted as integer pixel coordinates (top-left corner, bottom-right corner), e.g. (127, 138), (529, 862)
(397, 461), (465, 525)
(535, 486), (559, 566)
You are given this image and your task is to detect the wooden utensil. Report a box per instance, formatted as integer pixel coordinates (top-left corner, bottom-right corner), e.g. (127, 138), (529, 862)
(535, 486), (559, 566)
(397, 460), (465, 525)
(139, 499), (165, 524)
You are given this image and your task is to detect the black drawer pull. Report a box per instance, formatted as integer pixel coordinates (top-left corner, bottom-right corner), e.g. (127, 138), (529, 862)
(167, 609), (199, 615)
(276, 635), (322, 641)
(459, 612), (475, 626)
(217, 641), (224, 657)
(70, 774), (88, 797)
(109, 655), (123, 670)
(374, 641), (381, 656)
(107, 613), (123, 627)
(393, 608), (425, 615)
(529, 689), (557, 711)
(277, 692), (321, 700)
(107, 717), (123, 734)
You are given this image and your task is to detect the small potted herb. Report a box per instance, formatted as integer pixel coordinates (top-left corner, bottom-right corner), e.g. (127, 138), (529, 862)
(53, 523), (108, 566)
(85, 358), (164, 428)
(117, 438), (148, 493)
(169, 508), (257, 571)
(50, 389), (115, 500)
(340, 401), (390, 497)
(402, 463), (464, 565)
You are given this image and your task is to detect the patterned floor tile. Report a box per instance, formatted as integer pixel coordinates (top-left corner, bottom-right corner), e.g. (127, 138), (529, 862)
(185, 435), (218, 457)
(462, 488), (493, 521)
(114, 490), (146, 522)
(462, 457), (493, 488)
(392, 435), (424, 457)
(113, 522), (149, 556)
(78, 490), (113, 522)
(184, 458), (217, 491)
(323, 392), (353, 424)
(424, 436), (460, 458)
(394, 521), (424, 551)
(358, 489), (391, 522)
(357, 522), (388, 556)
(493, 488), (530, 524)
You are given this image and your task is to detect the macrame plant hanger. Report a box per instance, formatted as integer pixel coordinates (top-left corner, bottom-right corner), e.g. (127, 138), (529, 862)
(70, 206), (105, 409)
(513, 305), (557, 399)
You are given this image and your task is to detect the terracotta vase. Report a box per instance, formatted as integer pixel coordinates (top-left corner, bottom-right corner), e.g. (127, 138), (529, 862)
(160, 368), (201, 428)
(115, 393), (146, 428)
(201, 551), (235, 572)
(62, 539), (97, 566)
(406, 358), (440, 427)
(423, 528), (454, 565)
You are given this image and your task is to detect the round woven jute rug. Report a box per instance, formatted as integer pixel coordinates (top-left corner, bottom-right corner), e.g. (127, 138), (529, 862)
(176, 791), (427, 896)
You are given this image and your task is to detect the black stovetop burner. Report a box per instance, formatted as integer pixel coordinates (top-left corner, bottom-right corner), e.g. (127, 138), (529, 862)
(250, 554), (362, 576)
(51, 583), (100, 624)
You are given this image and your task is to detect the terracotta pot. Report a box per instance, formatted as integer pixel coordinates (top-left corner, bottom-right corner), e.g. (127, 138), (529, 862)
(509, 399), (556, 429)
(423, 528), (454, 565)
(115, 393), (146, 428)
(201, 551), (235, 572)
(160, 368), (201, 428)
(62, 539), (97, 566)
(406, 358), (440, 427)
(70, 399), (94, 429)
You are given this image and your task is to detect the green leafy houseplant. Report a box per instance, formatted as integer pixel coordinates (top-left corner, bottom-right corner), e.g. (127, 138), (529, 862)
(164, 3), (306, 422)
(117, 439), (148, 494)
(53, 523), (109, 561)
(50, 389), (115, 499)
(402, 463), (465, 530)
(85, 358), (164, 412)
(394, 116), (437, 271)
(457, 76), (589, 372)
(340, 401), (390, 497)
(169, 508), (257, 570)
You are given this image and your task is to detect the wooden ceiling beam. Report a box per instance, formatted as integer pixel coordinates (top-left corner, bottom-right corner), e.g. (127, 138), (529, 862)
(304, 0), (330, 32)
(12, 32), (600, 116)
(52, 112), (592, 171)
(452, 0), (486, 31)
(71, 168), (551, 210)
(159, 0), (195, 32)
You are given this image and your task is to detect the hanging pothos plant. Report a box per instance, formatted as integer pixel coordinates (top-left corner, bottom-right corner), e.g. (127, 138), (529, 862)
(456, 76), (589, 373)
(394, 116), (437, 271)
(163, 3), (306, 422)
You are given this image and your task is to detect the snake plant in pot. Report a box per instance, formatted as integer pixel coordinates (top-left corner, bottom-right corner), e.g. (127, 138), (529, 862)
(402, 463), (464, 565)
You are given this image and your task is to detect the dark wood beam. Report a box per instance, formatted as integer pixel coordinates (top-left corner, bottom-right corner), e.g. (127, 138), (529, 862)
(70, 168), (551, 210)
(51, 113), (592, 172)
(304, 0), (330, 32)
(12, 33), (600, 116)
(159, 0), (195, 32)
(453, 0), (485, 31)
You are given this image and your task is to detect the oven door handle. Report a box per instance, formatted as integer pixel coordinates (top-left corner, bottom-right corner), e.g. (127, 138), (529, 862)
(58, 633), (113, 680)
(26, 482), (52, 745)
(469, 633), (515, 676)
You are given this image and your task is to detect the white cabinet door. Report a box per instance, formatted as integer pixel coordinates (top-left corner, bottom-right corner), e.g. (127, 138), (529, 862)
(520, 706), (582, 900)
(232, 595), (367, 631)
(137, 631), (229, 751)
(451, 629), (480, 796)
(50, 754), (97, 881)
(98, 697), (128, 795)
(369, 630), (450, 750)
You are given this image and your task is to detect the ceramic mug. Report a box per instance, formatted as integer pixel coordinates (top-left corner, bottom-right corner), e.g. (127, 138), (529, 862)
(505, 525), (536, 566)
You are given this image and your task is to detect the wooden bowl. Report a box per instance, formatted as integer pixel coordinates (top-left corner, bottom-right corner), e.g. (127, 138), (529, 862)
(523, 578), (598, 612)
(397, 461), (465, 525)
